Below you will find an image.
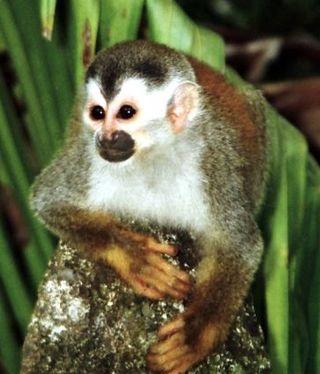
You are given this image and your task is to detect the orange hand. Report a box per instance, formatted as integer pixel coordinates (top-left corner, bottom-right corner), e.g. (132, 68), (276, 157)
(100, 231), (192, 300)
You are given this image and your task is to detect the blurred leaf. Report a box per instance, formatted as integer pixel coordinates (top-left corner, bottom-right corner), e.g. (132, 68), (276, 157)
(0, 1), (54, 163)
(0, 69), (54, 274)
(70, 0), (100, 87)
(262, 109), (290, 373)
(218, 58), (320, 372)
(146, 0), (225, 72)
(98, 0), (144, 48)
(40, 0), (57, 40)
(0, 223), (33, 332)
(305, 158), (320, 373)
(0, 287), (21, 374)
(0, 0), (73, 164)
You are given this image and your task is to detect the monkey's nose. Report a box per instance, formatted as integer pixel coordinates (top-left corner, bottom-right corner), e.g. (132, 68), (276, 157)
(95, 130), (135, 162)
(110, 131), (135, 151)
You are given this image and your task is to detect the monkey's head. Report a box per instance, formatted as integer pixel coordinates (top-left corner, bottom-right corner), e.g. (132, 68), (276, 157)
(82, 40), (200, 163)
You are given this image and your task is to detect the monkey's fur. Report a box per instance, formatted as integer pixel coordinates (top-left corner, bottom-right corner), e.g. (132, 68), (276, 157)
(31, 40), (268, 373)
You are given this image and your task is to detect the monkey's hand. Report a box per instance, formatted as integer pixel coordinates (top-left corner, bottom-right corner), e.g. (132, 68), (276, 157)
(146, 301), (226, 374)
(101, 231), (192, 301)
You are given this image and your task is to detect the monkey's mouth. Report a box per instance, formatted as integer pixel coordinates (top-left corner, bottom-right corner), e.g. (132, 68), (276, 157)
(95, 130), (135, 163)
(97, 148), (135, 162)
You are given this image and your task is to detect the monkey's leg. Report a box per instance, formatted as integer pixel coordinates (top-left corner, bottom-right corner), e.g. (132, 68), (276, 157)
(96, 230), (192, 301)
(147, 235), (262, 373)
(147, 288), (222, 372)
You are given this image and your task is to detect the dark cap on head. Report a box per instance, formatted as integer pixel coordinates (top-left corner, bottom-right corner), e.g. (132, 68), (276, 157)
(86, 40), (194, 101)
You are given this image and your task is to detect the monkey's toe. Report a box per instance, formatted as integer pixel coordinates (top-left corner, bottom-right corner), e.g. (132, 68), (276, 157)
(147, 330), (201, 373)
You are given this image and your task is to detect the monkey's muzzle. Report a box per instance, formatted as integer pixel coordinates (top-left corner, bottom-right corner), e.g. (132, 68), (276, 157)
(95, 130), (135, 162)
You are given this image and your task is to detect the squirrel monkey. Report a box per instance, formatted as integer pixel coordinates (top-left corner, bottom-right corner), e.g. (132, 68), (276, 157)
(31, 40), (268, 373)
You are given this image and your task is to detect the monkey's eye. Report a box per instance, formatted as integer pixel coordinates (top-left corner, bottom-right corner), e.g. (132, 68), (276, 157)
(117, 105), (136, 120)
(90, 105), (105, 121)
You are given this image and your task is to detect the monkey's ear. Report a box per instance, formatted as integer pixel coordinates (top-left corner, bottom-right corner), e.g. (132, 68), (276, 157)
(167, 82), (199, 133)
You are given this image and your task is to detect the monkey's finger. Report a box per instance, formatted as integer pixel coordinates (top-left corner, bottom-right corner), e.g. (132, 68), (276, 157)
(120, 230), (177, 256)
(147, 344), (190, 372)
(136, 271), (187, 300)
(129, 278), (165, 300)
(164, 353), (199, 374)
(140, 264), (191, 294)
(144, 238), (177, 256)
(158, 317), (185, 338)
(146, 253), (191, 284)
(149, 331), (184, 355)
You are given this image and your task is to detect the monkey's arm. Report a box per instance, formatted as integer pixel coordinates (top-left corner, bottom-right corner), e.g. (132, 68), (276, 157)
(147, 217), (263, 373)
(42, 204), (191, 300)
(30, 147), (191, 301)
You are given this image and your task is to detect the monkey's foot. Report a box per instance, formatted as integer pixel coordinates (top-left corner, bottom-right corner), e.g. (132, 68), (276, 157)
(147, 316), (219, 373)
(103, 236), (192, 301)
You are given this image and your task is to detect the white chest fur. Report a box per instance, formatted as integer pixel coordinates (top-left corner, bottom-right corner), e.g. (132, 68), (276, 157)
(87, 146), (211, 233)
